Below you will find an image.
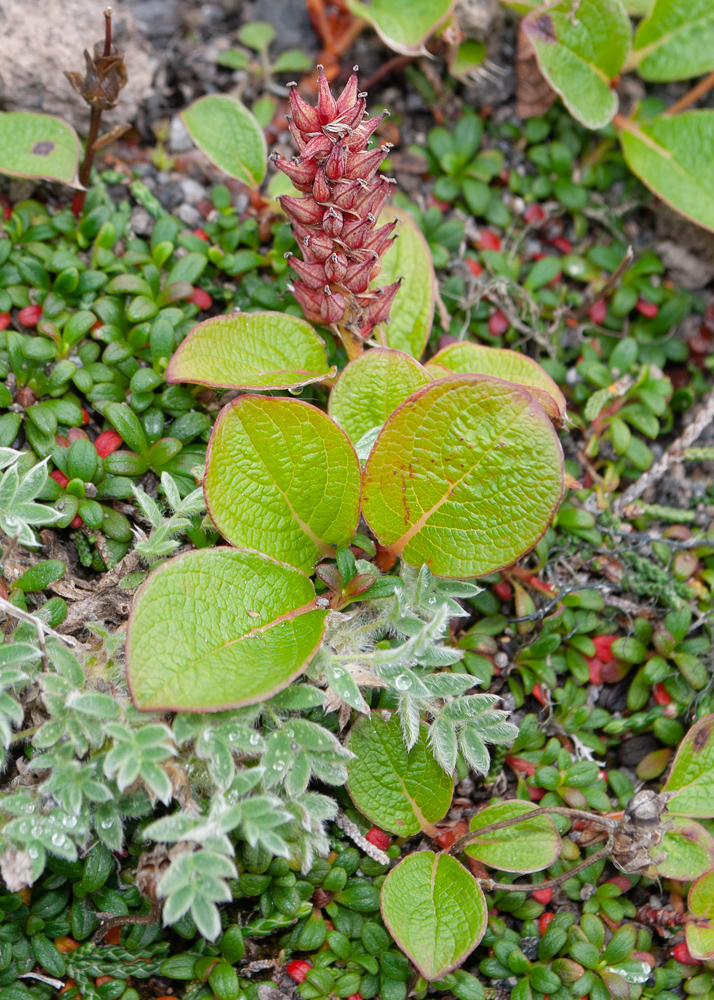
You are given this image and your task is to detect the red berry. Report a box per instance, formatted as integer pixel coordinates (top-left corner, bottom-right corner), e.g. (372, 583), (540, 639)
(654, 681), (673, 705)
(286, 960), (312, 983)
(95, 430), (123, 458)
(673, 942), (701, 967)
(191, 287), (213, 310)
(50, 470), (70, 489)
(532, 887), (553, 905)
(528, 784), (546, 801)
(466, 259), (483, 277)
(592, 635), (616, 663)
(365, 827), (391, 851)
(81, 408), (90, 426)
(587, 657), (604, 684)
(70, 514), (84, 529)
(427, 195), (451, 212)
(2, 205), (12, 222)
(0, 313), (10, 330)
(636, 298), (658, 318)
(551, 236), (573, 255)
(587, 299), (607, 325)
(494, 581), (512, 601)
(524, 204), (546, 225)
(347, 995), (363, 1000)
(488, 309), (510, 336)
(192, 228), (209, 241)
(477, 230), (501, 251)
(539, 912), (555, 936)
(532, 683), (546, 706)
(17, 304), (42, 327)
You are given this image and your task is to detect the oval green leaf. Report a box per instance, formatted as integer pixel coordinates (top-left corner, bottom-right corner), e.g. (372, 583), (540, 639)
(362, 374), (564, 578)
(632, 0), (714, 81)
(166, 312), (335, 391)
(205, 396), (361, 573)
(0, 112), (81, 186)
(688, 870), (714, 960)
(523, 0), (631, 130)
(465, 800), (561, 874)
(345, 714), (454, 837)
(618, 112), (714, 233)
(126, 548), (327, 712)
(380, 852), (487, 980)
(429, 342), (566, 423)
(345, 0), (456, 56)
(663, 713), (714, 816)
(650, 817), (714, 881)
(181, 94), (267, 187)
(329, 347), (432, 446)
(375, 211), (435, 360)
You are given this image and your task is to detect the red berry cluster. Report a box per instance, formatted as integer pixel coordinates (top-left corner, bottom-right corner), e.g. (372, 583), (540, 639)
(274, 67), (401, 339)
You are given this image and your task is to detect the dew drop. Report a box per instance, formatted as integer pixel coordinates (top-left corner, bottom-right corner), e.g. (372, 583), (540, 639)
(273, 759), (286, 771)
(427, 596), (437, 605)
(63, 815), (78, 829)
(395, 674), (412, 691)
(332, 667), (343, 678)
(284, 728), (294, 738)
(28, 847), (39, 859)
(51, 833), (65, 847)
(249, 733), (260, 746)
(19, 822), (29, 836)
(100, 817), (113, 830)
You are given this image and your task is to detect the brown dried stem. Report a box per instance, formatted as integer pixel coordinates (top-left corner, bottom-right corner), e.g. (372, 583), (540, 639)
(666, 71), (714, 116)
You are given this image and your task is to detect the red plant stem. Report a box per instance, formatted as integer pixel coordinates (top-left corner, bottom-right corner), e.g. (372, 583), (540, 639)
(73, 7), (113, 216)
(666, 70), (714, 116)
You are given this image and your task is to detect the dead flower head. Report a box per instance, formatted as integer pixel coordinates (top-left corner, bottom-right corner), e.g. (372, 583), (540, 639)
(66, 44), (127, 111)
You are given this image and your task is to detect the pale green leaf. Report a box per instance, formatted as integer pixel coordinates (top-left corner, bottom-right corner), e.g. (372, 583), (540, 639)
(663, 713), (714, 815)
(204, 396), (361, 573)
(380, 852), (487, 979)
(181, 95), (267, 187)
(0, 112), (81, 186)
(166, 312), (335, 390)
(465, 800), (561, 873)
(362, 375), (564, 578)
(345, 0), (456, 56)
(345, 714), (453, 836)
(632, 0), (714, 81)
(650, 817), (714, 881)
(126, 548), (327, 712)
(688, 870), (714, 959)
(375, 211), (435, 359)
(523, 0), (631, 129)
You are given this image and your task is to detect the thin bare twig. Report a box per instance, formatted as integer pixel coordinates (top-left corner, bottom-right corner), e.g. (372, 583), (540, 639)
(666, 71), (714, 116)
(572, 246), (634, 320)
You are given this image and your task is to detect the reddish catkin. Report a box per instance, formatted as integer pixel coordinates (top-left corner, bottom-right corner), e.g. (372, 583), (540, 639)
(274, 67), (401, 351)
(636, 905), (687, 930)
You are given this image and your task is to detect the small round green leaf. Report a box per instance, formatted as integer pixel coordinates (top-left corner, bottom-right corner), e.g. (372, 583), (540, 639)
(126, 548), (327, 711)
(345, 714), (453, 836)
(329, 347), (432, 446)
(181, 95), (267, 187)
(361, 375), (564, 578)
(166, 312), (335, 391)
(345, 0), (456, 55)
(523, 0), (631, 130)
(618, 112), (714, 234)
(380, 852), (487, 980)
(204, 396), (361, 573)
(650, 817), (714, 881)
(632, 0), (714, 81)
(376, 211), (435, 360)
(0, 112), (81, 186)
(688, 870), (714, 959)
(663, 713), (714, 816)
(465, 800), (561, 874)
(428, 343), (566, 423)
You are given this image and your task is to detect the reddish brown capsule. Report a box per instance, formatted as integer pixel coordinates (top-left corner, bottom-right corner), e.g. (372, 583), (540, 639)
(325, 252), (349, 283)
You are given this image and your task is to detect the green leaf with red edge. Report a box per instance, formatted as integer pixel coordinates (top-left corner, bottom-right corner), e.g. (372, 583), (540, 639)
(181, 94), (266, 187)
(380, 851), (488, 980)
(630, 0), (714, 82)
(204, 396), (361, 573)
(688, 870), (714, 959)
(649, 817), (714, 881)
(0, 112), (81, 186)
(522, 0), (631, 130)
(465, 799), (561, 874)
(427, 342), (566, 424)
(345, 714), (453, 837)
(166, 312), (335, 391)
(375, 211), (435, 360)
(361, 374), (564, 578)
(328, 347), (432, 446)
(126, 548), (327, 712)
(663, 713), (714, 816)
(345, 0), (456, 57)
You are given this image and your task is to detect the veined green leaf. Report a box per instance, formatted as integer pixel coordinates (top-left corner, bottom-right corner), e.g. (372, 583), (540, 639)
(375, 211), (435, 360)
(345, 0), (456, 56)
(663, 713), (714, 815)
(0, 112), (81, 186)
(126, 548), (327, 712)
(650, 817), (714, 881)
(205, 396), (361, 573)
(688, 870), (714, 959)
(380, 852), (487, 979)
(465, 800), (561, 873)
(181, 95), (266, 187)
(631, 0), (714, 80)
(166, 312), (335, 390)
(362, 375), (564, 578)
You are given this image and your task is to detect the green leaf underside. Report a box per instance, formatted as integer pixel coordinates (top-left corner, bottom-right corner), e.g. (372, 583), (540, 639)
(181, 95), (267, 187)
(632, 0), (714, 81)
(204, 396), (361, 573)
(651, 817), (714, 881)
(361, 375), (564, 578)
(523, 0), (631, 130)
(688, 871), (714, 959)
(345, 715), (453, 836)
(166, 312), (334, 390)
(618, 112), (714, 234)
(375, 211), (435, 360)
(663, 713), (714, 816)
(0, 112), (81, 185)
(466, 800), (561, 873)
(380, 852), (487, 980)
(428, 343), (566, 423)
(126, 548), (327, 712)
(329, 348), (433, 445)
(345, 0), (456, 55)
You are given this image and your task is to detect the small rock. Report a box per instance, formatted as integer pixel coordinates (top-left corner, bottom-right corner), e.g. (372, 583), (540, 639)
(181, 178), (208, 204)
(132, 0), (183, 44)
(176, 203), (202, 227)
(455, 0), (504, 42)
(169, 114), (194, 154)
(655, 240), (714, 290)
(130, 206), (154, 237)
(618, 733), (663, 768)
(243, 0), (317, 54)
